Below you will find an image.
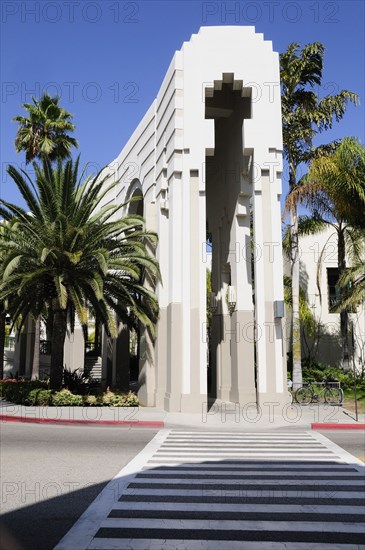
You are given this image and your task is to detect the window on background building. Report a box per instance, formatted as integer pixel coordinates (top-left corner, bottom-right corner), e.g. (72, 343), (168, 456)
(327, 267), (356, 313)
(327, 267), (340, 312)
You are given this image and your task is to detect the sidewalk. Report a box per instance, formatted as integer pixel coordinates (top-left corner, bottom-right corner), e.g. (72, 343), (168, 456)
(1, 399), (364, 430)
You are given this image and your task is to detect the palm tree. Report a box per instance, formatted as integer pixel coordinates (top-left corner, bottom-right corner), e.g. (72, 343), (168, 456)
(0, 223), (8, 379)
(13, 94), (78, 164)
(286, 138), (365, 370)
(280, 42), (358, 387)
(307, 138), (365, 229)
(0, 305), (5, 379)
(12, 93), (79, 379)
(340, 256), (365, 313)
(0, 158), (160, 389)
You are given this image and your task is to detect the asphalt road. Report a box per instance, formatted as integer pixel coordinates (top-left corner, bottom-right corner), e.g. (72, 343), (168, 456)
(0, 424), (363, 550)
(0, 423), (158, 550)
(317, 429), (365, 462)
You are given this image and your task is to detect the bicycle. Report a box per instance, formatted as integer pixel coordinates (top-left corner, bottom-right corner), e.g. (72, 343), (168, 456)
(294, 378), (344, 405)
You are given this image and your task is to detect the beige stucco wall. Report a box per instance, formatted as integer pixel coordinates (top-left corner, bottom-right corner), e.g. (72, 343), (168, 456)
(285, 227), (365, 370)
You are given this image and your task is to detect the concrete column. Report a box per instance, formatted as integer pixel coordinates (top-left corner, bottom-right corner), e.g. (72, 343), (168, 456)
(113, 321), (130, 391)
(24, 316), (35, 377)
(155, 308), (167, 408)
(230, 310), (256, 404)
(12, 317), (35, 377)
(138, 201), (157, 406)
(138, 326), (156, 406)
(12, 333), (21, 376)
(180, 170), (207, 412)
(155, 179), (169, 408)
(254, 170), (290, 409)
(217, 314), (233, 401)
(164, 174), (183, 411)
(229, 192), (256, 405)
(101, 327), (112, 390)
(63, 317), (84, 374)
(101, 327), (107, 389)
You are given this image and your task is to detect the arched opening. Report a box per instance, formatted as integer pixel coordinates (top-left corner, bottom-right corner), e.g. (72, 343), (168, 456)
(128, 187), (143, 217)
(205, 75), (256, 403)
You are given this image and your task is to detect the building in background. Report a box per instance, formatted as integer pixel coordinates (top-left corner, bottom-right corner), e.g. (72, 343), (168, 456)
(286, 227), (365, 372)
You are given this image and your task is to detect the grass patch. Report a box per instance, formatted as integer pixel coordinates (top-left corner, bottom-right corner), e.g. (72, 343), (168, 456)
(343, 390), (365, 415)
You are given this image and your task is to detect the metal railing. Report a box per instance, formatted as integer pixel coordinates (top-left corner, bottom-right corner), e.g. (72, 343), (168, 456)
(300, 380), (341, 389)
(4, 336), (15, 351)
(4, 337), (52, 354)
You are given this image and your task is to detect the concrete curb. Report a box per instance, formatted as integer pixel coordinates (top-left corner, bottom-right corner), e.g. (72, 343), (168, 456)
(311, 423), (365, 430)
(0, 414), (164, 428)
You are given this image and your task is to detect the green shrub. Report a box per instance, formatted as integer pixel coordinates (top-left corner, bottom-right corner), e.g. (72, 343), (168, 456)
(52, 389), (83, 406)
(302, 361), (365, 392)
(63, 368), (98, 395)
(101, 390), (139, 407)
(26, 389), (53, 406)
(0, 379), (51, 404)
(101, 390), (116, 406)
(116, 391), (139, 407)
(0, 380), (139, 407)
(0, 381), (28, 404)
(0, 379), (18, 399)
(83, 394), (100, 406)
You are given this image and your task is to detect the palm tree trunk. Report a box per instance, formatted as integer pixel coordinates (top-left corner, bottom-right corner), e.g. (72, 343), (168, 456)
(46, 308), (53, 340)
(94, 315), (100, 355)
(0, 310), (5, 380)
(290, 169), (302, 390)
(50, 300), (67, 389)
(31, 316), (41, 380)
(338, 229), (349, 370)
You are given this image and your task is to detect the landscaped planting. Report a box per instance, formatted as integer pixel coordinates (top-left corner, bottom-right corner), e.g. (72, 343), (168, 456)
(0, 379), (139, 407)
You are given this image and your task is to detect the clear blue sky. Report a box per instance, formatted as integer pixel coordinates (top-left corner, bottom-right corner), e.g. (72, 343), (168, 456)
(1, 0), (364, 207)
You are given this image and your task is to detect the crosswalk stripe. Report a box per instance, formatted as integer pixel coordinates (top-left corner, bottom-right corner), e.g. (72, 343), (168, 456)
(55, 430), (365, 549)
(99, 518), (365, 532)
(129, 477), (365, 487)
(93, 526), (365, 545)
(142, 462), (356, 469)
(122, 488), (365, 498)
(110, 500), (365, 515)
(149, 454), (342, 466)
(136, 470), (363, 478)
(88, 539), (363, 550)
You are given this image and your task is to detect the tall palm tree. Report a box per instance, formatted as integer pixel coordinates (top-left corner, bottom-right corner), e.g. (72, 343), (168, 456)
(12, 93), (79, 379)
(0, 305), (5, 379)
(13, 94), (78, 164)
(0, 158), (160, 389)
(280, 42), (358, 388)
(340, 255), (365, 314)
(0, 232), (3, 379)
(307, 138), (365, 229)
(286, 138), (365, 370)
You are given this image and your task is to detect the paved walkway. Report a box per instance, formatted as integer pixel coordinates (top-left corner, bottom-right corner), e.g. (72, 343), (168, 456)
(1, 400), (364, 430)
(54, 430), (365, 549)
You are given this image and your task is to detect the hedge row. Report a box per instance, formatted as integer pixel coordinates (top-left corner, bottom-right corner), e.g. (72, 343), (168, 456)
(0, 381), (139, 407)
(301, 362), (365, 391)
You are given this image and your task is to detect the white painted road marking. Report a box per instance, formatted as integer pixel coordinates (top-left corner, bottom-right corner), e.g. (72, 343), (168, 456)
(54, 431), (365, 550)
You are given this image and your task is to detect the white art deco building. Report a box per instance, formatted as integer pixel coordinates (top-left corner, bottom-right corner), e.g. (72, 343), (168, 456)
(99, 26), (290, 412)
(5, 27), (291, 412)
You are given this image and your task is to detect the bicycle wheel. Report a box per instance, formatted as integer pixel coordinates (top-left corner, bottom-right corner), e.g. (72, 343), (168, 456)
(295, 387), (313, 405)
(324, 388), (343, 405)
